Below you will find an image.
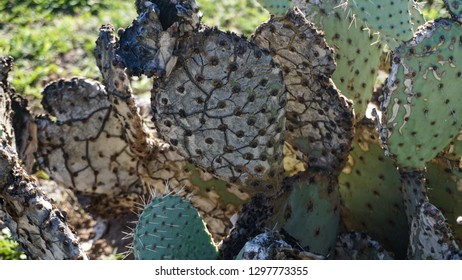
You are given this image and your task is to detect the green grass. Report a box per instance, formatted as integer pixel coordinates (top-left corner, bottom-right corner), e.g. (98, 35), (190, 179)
(0, 0), (447, 101)
(0, 229), (27, 260)
(0, 0), (266, 101)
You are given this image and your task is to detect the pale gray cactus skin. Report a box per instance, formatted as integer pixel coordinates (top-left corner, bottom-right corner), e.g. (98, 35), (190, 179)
(253, 7), (354, 173)
(153, 27), (286, 195)
(7, 0), (462, 261)
(335, 232), (394, 260)
(36, 78), (143, 198)
(0, 57), (87, 260)
(94, 24), (250, 240)
(409, 202), (462, 260)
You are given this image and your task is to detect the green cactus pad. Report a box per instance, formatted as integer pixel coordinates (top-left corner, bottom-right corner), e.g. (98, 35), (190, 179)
(253, 7), (354, 172)
(256, 0), (294, 16)
(153, 27), (286, 195)
(133, 195), (218, 260)
(408, 202), (461, 259)
(442, 129), (462, 160)
(339, 122), (408, 258)
(296, 0), (382, 119)
(379, 19), (462, 169)
(347, 0), (415, 43)
(444, 0), (462, 22)
(334, 232), (394, 260)
(279, 169), (340, 256)
(427, 158), (462, 245)
(409, 0), (426, 29)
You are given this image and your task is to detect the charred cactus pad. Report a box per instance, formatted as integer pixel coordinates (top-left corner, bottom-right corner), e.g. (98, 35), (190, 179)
(118, 0), (201, 77)
(253, 8), (354, 172)
(117, 4), (174, 77)
(378, 19), (462, 168)
(36, 78), (143, 197)
(153, 27), (286, 194)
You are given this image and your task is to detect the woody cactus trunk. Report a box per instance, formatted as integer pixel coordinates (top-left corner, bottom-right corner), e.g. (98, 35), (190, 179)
(1, 0), (462, 259)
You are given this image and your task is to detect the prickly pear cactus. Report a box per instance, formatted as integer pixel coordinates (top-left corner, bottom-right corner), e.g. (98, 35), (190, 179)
(152, 27), (286, 194)
(426, 158), (462, 244)
(444, 0), (462, 22)
(0, 57), (87, 260)
(117, 3), (176, 77)
(295, 0), (383, 119)
(36, 78), (144, 198)
(237, 230), (324, 260)
(339, 122), (408, 258)
(256, 0), (294, 16)
(442, 128), (462, 160)
(253, 7), (354, 172)
(118, 1), (200, 78)
(378, 19), (462, 169)
(277, 169), (340, 256)
(334, 232), (394, 260)
(409, 202), (462, 259)
(133, 194), (218, 259)
(347, 0), (416, 44)
(96, 21), (252, 240)
(410, 0), (426, 28)
(134, 0), (201, 33)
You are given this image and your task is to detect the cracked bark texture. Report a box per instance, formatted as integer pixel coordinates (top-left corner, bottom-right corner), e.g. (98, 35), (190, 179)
(95, 25), (165, 164)
(36, 78), (144, 199)
(253, 7), (354, 173)
(153, 27), (286, 195)
(0, 57), (86, 260)
(95, 26), (249, 240)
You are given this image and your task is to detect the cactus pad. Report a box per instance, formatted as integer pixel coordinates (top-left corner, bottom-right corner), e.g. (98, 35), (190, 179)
(379, 19), (462, 169)
(347, 0), (415, 43)
(334, 232), (394, 260)
(409, 0), (426, 29)
(36, 78), (144, 198)
(153, 27), (286, 194)
(237, 231), (324, 260)
(133, 194), (218, 259)
(442, 129), (462, 160)
(339, 122), (408, 258)
(427, 158), (462, 245)
(118, 1), (201, 78)
(408, 202), (461, 259)
(444, 0), (462, 22)
(296, 0), (382, 119)
(279, 169), (340, 256)
(256, 0), (294, 16)
(253, 7), (354, 172)
(117, 4), (176, 77)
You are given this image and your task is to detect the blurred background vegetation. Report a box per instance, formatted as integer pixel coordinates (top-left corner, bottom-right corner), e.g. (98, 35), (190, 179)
(0, 0), (450, 259)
